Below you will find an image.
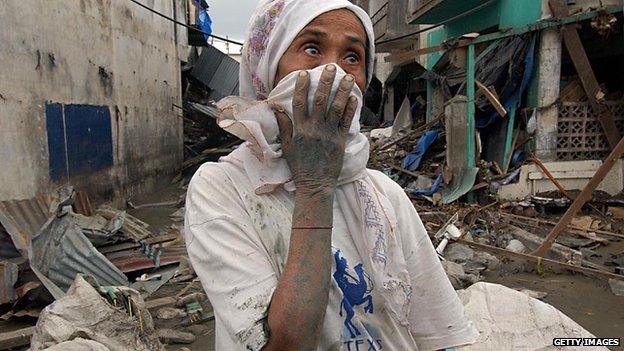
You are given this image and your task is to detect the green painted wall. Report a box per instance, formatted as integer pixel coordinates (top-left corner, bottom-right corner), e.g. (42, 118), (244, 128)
(426, 0), (542, 48)
(445, 2), (500, 38)
(427, 28), (447, 69)
(499, 0), (542, 28)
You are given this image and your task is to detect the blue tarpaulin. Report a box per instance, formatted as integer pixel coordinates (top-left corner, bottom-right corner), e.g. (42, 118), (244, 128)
(411, 174), (443, 197)
(476, 35), (537, 129)
(401, 129), (440, 172)
(193, 0), (213, 42)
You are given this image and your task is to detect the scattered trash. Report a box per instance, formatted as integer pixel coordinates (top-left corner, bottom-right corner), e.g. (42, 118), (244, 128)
(157, 329), (196, 344)
(156, 307), (187, 320)
(609, 279), (624, 297)
(169, 207), (186, 222)
(29, 275), (164, 351)
(505, 239), (527, 253)
(442, 261), (479, 290)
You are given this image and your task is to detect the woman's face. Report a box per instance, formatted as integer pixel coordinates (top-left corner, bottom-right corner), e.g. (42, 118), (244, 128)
(274, 9), (367, 92)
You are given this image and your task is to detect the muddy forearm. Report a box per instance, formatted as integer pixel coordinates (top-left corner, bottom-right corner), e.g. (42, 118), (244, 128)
(264, 188), (334, 350)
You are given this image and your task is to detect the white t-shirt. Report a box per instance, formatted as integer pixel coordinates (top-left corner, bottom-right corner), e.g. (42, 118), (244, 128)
(185, 161), (478, 351)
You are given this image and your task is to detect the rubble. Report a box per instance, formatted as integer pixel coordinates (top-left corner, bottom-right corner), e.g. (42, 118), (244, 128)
(29, 275), (164, 351)
(0, 185), (200, 350)
(157, 329), (196, 344)
(441, 261), (479, 290)
(156, 307), (187, 320)
(609, 279), (624, 297)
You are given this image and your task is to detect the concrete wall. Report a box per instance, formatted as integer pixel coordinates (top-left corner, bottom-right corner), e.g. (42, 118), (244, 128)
(0, 0), (184, 201)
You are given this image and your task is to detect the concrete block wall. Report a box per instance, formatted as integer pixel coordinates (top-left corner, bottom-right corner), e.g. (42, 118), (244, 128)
(0, 0), (184, 201)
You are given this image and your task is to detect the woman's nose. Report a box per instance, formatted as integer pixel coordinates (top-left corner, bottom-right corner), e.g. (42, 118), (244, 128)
(320, 56), (344, 72)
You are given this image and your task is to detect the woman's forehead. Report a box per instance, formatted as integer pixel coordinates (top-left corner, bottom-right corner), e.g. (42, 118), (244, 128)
(304, 9), (367, 38)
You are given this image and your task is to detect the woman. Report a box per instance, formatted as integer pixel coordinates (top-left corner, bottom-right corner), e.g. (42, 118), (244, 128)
(184, 1), (478, 350)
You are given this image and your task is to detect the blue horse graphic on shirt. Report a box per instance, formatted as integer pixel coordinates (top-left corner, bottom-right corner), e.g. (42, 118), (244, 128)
(333, 249), (374, 338)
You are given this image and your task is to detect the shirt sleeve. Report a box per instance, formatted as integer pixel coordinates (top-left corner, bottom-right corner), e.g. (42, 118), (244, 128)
(369, 170), (479, 351)
(184, 163), (277, 351)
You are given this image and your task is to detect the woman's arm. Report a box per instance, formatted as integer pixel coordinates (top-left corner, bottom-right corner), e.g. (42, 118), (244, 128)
(263, 65), (357, 350)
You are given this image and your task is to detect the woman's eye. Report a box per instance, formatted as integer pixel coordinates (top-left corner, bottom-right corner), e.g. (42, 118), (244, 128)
(345, 53), (359, 64)
(304, 46), (320, 56)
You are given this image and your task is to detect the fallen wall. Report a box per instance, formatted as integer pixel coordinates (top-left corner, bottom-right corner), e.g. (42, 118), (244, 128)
(0, 0), (184, 201)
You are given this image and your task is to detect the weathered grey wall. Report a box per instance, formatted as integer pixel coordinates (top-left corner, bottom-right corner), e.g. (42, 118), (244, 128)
(0, 0), (184, 201)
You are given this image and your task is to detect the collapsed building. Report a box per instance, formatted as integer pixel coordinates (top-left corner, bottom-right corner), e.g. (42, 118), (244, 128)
(357, 0), (624, 203)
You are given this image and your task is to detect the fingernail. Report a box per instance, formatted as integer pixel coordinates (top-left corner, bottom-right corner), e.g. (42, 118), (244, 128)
(326, 64), (336, 72)
(345, 75), (354, 82)
(299, 71), (308, 77)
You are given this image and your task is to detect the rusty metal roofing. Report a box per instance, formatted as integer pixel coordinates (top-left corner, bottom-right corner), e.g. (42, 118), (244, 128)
(0, 196), (52, 254)
(106, 245), (188, 273)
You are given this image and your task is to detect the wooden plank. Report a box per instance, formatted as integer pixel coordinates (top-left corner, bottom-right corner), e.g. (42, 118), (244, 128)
(378, 113), (444, 151)
(500, 212), (624, 240)
(466, 45), (476, 168)
(144, 296), (177, 310)
(549, 0), (620, 148)
(0, 326), (35, 350)
(459, 239), (624, 282)
(476, 81), (507, 117)
(533, 135), (624, 257)
(384, 39), (473, 62)
(98, 233), (180, 254)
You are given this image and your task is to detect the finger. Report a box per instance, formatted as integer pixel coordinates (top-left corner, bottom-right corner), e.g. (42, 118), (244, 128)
(311, 64), (337, 121)
(339, 96), (358, 134)
(292, 71), (310, 126)
(327, 74), (355, 127)
(274, 109), (293, 153)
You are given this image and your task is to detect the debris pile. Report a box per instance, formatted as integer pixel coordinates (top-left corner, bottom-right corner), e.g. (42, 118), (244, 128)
(366, 109), (624, 297)
(0, 187), (211, 350)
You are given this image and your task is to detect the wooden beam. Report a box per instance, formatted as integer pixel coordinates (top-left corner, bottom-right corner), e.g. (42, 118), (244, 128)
(500, 212), (624, 240)
(533, 135), (624, 257)
(384, 39), (473, 63)
(459, 239), (624, 282)
(378, 113), (444, 151)
(406, 6), (622, 58)
(476, 81), (507, 117)
(0, 326), (35, 350)
(549, 0), (620, 148)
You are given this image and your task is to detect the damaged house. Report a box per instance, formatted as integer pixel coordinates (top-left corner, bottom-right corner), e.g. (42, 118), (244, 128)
(360, 0), (624, 204)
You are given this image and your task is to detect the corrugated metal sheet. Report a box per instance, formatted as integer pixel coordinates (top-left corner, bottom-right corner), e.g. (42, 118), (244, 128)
(0, 261), (18, 304)
(0, 228), (21, 260)
(190, 44), (239, 100)
(106, 246), (187, 273)
(31, 215), (129, 292)
(0, 196), (52, 254)
(188, 102), (219, 118)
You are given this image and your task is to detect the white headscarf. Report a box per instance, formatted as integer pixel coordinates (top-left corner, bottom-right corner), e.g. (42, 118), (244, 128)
(216, 0), (413, 327)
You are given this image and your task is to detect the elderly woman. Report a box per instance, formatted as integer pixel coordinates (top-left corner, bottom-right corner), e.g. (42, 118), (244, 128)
(184, 0), (478, 350)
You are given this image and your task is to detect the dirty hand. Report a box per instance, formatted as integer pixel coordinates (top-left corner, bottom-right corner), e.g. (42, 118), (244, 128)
(274, 64), (358, 195)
